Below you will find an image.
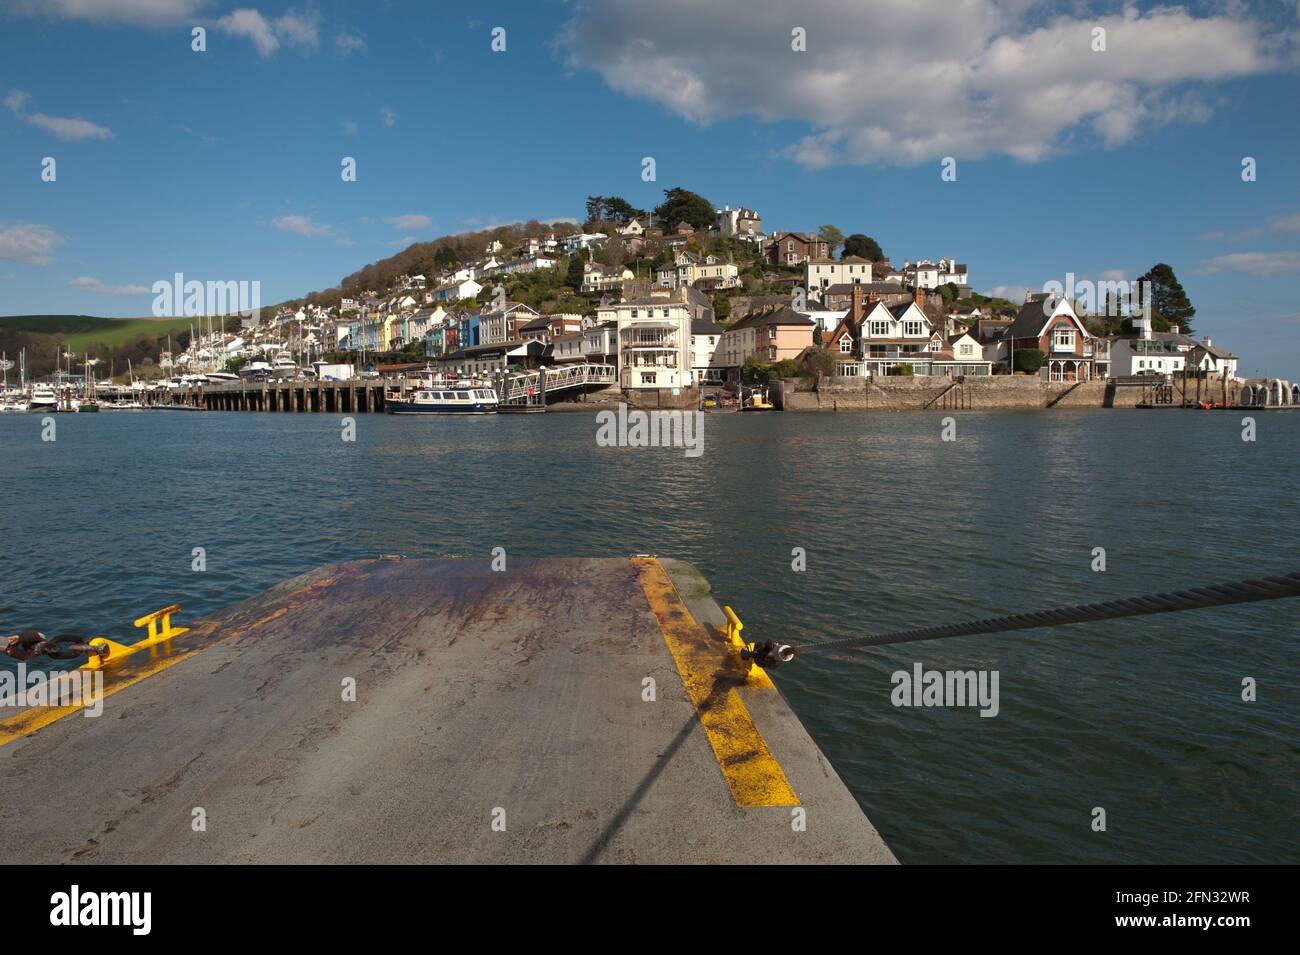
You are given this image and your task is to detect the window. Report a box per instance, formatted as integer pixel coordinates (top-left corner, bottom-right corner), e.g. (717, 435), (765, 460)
(768, 326), (778, 341)
(839, 336), (853, 353)
(1054, 327), (1075, 350)
(904, 320), (925, 336)
(960, 343), (973, 356)
(870, 320), (889, 336)
(641, 372), (656, 385)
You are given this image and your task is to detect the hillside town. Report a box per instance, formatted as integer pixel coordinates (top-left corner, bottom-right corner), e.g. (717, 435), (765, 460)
(6, 192), (1293, 413)
(212, 192), (1276, 407)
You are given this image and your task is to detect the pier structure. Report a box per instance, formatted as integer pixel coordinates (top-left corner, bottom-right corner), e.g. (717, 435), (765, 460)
(175, 364), (617, 412)
(0, 557), (895, 864)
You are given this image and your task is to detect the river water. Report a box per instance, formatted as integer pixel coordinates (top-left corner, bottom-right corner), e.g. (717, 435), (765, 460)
(1, 408), (1296, 863)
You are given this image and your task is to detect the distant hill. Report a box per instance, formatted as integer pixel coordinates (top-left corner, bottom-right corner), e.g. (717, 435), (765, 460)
(0, 314), (196, 379)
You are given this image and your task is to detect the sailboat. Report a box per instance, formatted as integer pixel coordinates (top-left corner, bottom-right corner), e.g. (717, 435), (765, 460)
(78, 353), (101, 412)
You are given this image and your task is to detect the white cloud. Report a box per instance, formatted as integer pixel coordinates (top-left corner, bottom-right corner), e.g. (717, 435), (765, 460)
(12, 0), (206, 25)
(0, 222), (65, 266)
(560, 1), (1289, 166)
(1200, 251), (1300, 277)
(984, 284), (1030, 302)
(386, 236), (418, 248)
(336, 33), (366, 56)
(215, 8), (319, 57)
(70, 276), (150, 296)
(383, 214), (432, 231)
(272, 214), (351, 245)
(1270, 212), (1300, 234)
(5, 89), (112, 141)
(381, 105), (396, 127)
(342, 120), (358, 135)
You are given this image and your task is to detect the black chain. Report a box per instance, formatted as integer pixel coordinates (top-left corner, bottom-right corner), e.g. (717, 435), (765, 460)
(790, 570), (1300, 655)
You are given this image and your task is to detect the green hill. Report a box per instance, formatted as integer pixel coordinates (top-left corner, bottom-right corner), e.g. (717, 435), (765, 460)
(0, 314), (197, 379)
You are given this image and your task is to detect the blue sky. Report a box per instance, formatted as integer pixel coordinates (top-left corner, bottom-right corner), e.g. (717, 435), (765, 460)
(3, 0), (1300, 376)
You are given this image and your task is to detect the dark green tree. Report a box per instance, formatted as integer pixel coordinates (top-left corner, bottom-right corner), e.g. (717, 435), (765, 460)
(843, 234), (884, 261)
(604, 197), (645, 223)
(654, 187), (715, 230)
(1136, 263), (1195, 333)
(565, 254), (584, 290)
(1014, 348), (1045, 374)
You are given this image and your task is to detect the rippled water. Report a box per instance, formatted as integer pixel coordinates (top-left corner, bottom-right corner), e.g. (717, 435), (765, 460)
(1, 408), (1296, 863)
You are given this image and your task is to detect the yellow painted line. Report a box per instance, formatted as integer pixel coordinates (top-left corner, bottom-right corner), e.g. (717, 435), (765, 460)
(0, 647), (202, 747)
(0, 567), (356, 748)
(632, 557), (798, 808)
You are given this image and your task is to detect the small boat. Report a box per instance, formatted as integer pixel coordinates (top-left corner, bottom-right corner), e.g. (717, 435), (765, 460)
(28, 386), (57, 412)
(272, 355), (298, 379)
(387, 384), (499, 415)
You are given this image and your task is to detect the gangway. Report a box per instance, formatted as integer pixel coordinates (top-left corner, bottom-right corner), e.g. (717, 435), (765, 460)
(496, 363), (615, 406)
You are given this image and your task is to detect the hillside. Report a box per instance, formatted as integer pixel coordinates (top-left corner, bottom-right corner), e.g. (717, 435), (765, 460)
(0, 314), (195, 379)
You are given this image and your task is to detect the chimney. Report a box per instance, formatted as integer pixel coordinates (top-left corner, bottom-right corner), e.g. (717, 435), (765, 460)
(914, 286), (925, 309)
(1204, 337), (1212, 347)
(850, 284), (864, 325)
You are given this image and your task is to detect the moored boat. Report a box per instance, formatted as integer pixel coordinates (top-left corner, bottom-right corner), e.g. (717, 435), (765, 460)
(387, 384), (499, 415)
(28, 386), (57, 412)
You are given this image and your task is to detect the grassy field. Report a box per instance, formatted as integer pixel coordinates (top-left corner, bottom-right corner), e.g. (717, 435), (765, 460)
(0, 314), (196, 351)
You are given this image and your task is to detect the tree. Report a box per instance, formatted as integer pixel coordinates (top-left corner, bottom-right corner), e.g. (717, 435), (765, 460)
(654, 187), (715, 230)
(565, 254), (584, 290)
(818, 224), (844, 257)
(585, 195), (644, 226)
(801, 347), (840, 381)
(1014, 348), (1045, 374)
(843, 234), (884, 261)
(1136, 263), (1195, 334)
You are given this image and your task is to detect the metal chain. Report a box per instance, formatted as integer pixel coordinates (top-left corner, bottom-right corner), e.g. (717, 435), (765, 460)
(789, 570), (1300, 656)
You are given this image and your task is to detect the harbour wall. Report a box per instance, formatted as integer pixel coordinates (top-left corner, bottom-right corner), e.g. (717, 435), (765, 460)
(775, 376), (1147, 412)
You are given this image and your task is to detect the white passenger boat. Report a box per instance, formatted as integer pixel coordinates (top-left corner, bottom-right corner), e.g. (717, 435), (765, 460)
(387, 383), (499, 415)
(28, 386), (57, 412)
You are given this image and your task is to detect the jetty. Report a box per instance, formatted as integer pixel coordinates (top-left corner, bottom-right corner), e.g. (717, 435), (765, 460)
(0, 557), (894, 864)
(176, 364), (617, 412)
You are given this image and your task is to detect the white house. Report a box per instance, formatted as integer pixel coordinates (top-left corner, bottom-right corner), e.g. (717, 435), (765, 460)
(858, 295), (940, 376)
(580, 263), (633, 294)
(690, 316), (725, 384)
(551, 332), (587, 364)
(597, 295), (693, 391)
(656, 251), (739, 290)
(560, 232), (607, 254)
(1107, 317), (1233, 378)
(804, 257), (873, 292)
(433, 278), (482, 304)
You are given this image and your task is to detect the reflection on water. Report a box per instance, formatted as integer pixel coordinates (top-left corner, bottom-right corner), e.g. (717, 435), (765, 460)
(1, 409), (1296, 863)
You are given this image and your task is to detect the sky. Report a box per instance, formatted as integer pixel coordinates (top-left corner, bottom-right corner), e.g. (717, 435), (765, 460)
(2, 0), (1300, 376)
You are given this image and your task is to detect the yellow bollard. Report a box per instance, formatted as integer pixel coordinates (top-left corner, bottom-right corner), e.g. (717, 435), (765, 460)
(722, 605), (759, 675)
(84, 605), (190, 670)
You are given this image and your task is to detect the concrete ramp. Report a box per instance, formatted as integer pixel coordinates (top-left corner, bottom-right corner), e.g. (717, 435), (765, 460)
(0, 557), (895, 864)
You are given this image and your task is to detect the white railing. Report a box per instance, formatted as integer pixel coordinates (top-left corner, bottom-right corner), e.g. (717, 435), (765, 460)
(499, 363), (615, 401)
